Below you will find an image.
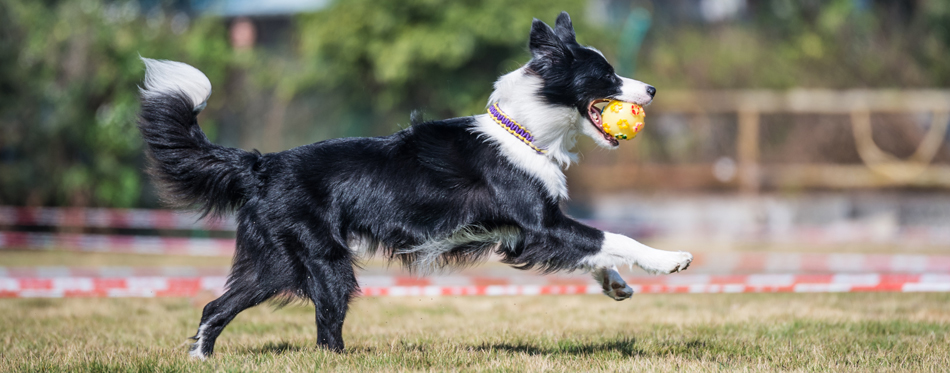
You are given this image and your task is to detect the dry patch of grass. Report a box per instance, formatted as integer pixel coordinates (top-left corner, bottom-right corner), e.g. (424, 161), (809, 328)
(2, 292), (948, 372)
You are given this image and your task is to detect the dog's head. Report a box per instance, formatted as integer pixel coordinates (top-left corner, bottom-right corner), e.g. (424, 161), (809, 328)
(525, 12), (655, 148)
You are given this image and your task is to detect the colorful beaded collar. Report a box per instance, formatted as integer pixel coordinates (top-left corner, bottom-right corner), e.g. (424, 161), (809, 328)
(487, 103), (546, 154)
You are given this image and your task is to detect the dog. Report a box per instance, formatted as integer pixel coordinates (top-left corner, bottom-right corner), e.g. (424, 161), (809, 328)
(138, 12), (692, 359)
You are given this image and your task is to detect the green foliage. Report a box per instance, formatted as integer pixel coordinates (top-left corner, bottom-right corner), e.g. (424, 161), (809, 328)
(0, 0), (604, 207)
(0, 0), (234, 207)
(639, 0), (950, 89)
(290, 0), (602, 134)
(3, 0), (950, 207)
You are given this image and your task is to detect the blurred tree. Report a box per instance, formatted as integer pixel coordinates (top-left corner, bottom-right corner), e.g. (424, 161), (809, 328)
(638, 0), (950, 89)
(2, 0), (950, 208)
(0, 0), (233, 207)
(0, 0), (603, 208)
(286, 0), (602, 137)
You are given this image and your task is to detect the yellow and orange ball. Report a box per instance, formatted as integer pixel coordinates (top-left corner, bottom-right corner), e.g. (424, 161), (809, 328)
(601, 101), (645, 141)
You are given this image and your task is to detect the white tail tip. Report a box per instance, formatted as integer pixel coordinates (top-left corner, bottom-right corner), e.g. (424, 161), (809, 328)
(140, 57), (212, 112)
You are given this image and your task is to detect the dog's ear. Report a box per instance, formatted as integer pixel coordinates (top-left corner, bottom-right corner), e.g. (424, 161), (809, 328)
(554, 11), (577, 45)
(529, 18), (570, 61)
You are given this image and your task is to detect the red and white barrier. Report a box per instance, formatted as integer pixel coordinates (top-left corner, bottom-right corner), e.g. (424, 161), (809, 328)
(4, 207), (947, 298)
(0, 232), (234, 256)
(1, 273), (949, 298)
(0, 277), (227, 298)
(3, 268), (948, 288)
(0, 207), (234, 230)
(0, 266), (231, 278)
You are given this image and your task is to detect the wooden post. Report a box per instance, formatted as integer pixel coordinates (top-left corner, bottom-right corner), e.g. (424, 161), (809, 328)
(738, 109), (760, 194)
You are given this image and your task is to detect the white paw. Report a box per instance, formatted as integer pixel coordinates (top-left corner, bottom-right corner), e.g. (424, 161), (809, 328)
(592, 267), (634, 301)
(188, 340), (207, 360)
(188, 347), (207, 360)
(642, 251), (693, 275)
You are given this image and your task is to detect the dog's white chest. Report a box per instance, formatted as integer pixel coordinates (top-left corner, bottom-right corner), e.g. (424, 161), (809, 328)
(472, 115), (568, 201)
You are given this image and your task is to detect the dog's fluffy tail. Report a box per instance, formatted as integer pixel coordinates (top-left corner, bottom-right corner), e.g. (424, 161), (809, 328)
(138, 58), (261, 217)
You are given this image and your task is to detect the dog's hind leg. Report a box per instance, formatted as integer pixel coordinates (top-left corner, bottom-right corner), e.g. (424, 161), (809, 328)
(305, 256), (359, 352)
(190, 280), (274, 359)
(189, 264), (277, 359)
(189, 219), (287, 359)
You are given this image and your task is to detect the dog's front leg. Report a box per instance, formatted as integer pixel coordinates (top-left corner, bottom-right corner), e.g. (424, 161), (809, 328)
(583, 232), (693, 276)
(584, 233), (691, 301)
(517, 217), (691, 301)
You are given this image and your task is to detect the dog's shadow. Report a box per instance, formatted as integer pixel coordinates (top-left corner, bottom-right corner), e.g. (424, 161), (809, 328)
(473, 338), (708, 358)
(247, 341), (306, 355)
(242, 338), (709, 358)
(243, 341), (374, 355)
(474, 338), (642, 358)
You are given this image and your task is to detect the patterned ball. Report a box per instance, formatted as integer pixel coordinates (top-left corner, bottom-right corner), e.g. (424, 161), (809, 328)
(601, 100), (645, 141)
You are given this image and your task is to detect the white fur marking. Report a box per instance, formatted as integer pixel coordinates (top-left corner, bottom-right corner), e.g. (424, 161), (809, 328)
(476, 68), (578, 200)
(189, 324), (208, 360)
(473, 114), (569, 200)
(140, 58), (212, 112)
(615, 76), (653, 106)
(582, 232), (692, 275)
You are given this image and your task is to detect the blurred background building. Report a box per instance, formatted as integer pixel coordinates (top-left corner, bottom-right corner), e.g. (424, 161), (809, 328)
(1, 0), (949, 251)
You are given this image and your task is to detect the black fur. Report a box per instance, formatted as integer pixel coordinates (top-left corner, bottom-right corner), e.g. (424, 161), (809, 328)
(527, 13), (624, 114)
(139, 12), (622, 357)
(138, 94), (263, 218)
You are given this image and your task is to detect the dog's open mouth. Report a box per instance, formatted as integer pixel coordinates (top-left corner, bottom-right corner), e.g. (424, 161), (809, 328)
(586, 99), (619, 146)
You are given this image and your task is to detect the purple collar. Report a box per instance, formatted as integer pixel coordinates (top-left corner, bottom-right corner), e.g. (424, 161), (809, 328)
(487, 103), (546, 154)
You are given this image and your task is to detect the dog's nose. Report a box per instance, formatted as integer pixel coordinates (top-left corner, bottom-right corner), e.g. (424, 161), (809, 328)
(646, 86), (656, 98)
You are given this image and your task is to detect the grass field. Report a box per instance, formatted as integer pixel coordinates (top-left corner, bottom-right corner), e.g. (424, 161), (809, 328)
(3, 292), (949, 372)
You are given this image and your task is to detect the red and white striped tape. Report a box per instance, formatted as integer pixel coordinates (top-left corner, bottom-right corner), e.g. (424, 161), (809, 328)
(0, 266), (231, 278)
(0, 207), (234, 230)
(2, 273), (949, 298)
(3, 269), (948, 288)
(0, 277), (227, 298)
(0, 232), (234, 256)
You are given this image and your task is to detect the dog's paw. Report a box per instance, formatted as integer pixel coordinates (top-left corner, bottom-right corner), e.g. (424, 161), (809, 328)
(593, 267), (634, 301)
(188, 338), (208, 360)
(603, 281), (634, 301)
(642, 251), (693, 275)
(188, 345), (207, 360)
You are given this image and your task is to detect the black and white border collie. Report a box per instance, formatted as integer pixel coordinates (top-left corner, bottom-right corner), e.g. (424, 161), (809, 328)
(138, 12), (692, 359)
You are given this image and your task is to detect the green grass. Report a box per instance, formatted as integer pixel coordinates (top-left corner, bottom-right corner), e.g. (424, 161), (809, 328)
(2, 293), (948, 372)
